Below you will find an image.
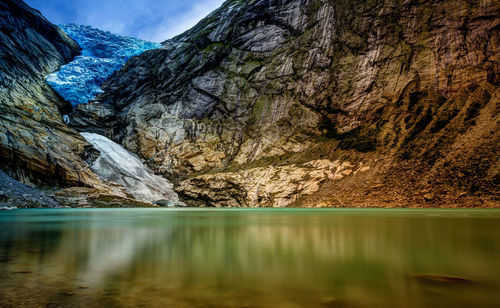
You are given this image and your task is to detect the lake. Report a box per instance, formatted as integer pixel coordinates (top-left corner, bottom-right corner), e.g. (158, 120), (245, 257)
(0, 209), (499, 307)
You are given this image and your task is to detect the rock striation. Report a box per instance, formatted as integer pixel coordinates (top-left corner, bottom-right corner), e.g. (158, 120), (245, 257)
(0, 0), (167, 207)
(73, 0), (499, 207)
(1, 0), (498, 208)
(0, 0), (100, 187)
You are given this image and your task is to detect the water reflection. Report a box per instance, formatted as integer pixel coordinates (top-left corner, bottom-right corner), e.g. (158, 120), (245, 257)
(0, 209), (499, 307)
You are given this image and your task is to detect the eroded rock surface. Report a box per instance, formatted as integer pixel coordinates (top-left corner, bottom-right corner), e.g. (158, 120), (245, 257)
(74, 0), (499, 207)
(0, 0), (162, 208)
(177, 159), (371, 207)
(0, 0), (100, 187)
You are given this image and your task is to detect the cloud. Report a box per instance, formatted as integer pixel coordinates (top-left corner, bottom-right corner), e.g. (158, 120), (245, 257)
(144, 0), (226, 42)
(24, 0), (226, 42)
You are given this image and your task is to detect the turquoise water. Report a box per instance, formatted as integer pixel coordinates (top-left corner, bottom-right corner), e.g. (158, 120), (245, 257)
(0, 209), (499, 307)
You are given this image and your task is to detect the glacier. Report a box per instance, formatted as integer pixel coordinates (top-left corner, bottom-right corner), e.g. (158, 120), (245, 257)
(80, 132), (181, 204)
(46, 24), (161, 106)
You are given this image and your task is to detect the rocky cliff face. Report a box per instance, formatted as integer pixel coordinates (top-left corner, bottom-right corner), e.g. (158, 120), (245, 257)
(0, 0), (165, 207)
(73, 0), (499, 207)
(0, 0), (100, 187)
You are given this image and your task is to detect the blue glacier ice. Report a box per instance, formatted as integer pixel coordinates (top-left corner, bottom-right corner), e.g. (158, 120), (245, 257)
(46, 24), (161, 106)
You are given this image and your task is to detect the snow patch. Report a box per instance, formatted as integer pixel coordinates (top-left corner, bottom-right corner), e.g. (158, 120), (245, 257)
(80, 132), (180, 204)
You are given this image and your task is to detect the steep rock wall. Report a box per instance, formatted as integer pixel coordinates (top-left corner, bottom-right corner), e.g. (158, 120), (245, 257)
(0, 0), (100, 187)
(74, 0), (499, 207)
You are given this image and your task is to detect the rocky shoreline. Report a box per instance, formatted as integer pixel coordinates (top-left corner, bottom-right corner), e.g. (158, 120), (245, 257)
(0, 170), (59, 208)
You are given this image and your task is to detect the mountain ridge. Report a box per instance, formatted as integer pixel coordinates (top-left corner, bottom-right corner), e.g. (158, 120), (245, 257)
(0, 0), (96, 187)
(72, 0), (500, 207)
(0, 0), (498, 208)
(0, 0), (164, 207)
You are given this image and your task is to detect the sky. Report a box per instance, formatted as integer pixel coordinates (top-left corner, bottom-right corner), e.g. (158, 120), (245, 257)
(25, 0), (226, 42)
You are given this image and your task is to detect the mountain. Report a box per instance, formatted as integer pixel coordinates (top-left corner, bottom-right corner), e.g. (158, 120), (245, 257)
(0, 0), (97, 187)
(0, 0), (498, 208)
(72, 0), (499, 207)
(0, 0), (165, 207)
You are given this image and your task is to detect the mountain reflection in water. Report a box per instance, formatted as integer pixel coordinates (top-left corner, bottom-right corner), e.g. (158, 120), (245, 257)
(0, 209), (499, 307)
